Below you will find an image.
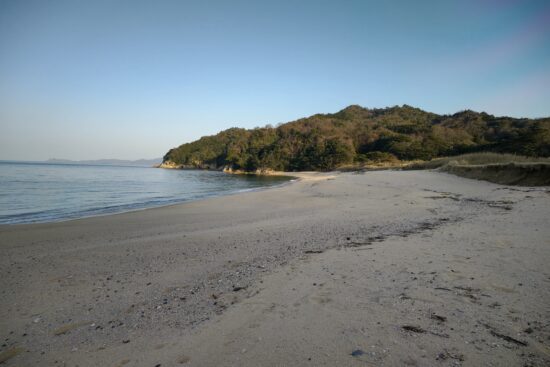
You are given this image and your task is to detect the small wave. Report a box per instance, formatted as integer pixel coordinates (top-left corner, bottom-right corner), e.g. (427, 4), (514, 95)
(0, 164), (293, 224)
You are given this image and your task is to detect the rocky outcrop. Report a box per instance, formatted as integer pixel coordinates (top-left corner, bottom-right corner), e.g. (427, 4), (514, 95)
(157, 160), (222, 170)
(222, 166), (277, 175)
(157, 160), (184, 169)
(158, 160), (280, 176)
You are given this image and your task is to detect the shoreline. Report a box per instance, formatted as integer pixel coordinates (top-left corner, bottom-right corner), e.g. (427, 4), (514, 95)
(0, 171), (316, 227)
(1, 170), (548, 366)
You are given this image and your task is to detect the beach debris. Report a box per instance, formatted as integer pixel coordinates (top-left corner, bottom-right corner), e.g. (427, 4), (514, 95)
(429, 331), (450, 338)
(122, 339), (130, 344)
(402, 325), (426, 333)
(351, 349), (365, 357)
(454, 286), (477, 292)
(452, 286), (481, 302)
(304, 250), (323, 254)
(523, 327), (533, 334)
(232, 286), (246, 292)
(489, 330), (528, 346)
(430, 314), (447, 323)
(481, 323), (528, 346)
(346, 240), (374, 247)
(436, 349), (464, 362)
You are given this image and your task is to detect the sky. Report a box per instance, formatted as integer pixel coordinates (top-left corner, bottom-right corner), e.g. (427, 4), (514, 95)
(1, 0), (549, 161)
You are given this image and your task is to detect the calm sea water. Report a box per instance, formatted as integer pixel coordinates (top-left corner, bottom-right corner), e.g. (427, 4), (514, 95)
(0, 161), (292, 224)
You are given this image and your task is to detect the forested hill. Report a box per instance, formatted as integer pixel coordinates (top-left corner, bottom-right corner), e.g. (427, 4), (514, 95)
(162, 105), (550, 172)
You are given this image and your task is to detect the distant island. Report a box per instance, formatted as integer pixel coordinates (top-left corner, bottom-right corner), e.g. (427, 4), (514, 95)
(161, 105), (550, 172)
(47, 158), (162, 167)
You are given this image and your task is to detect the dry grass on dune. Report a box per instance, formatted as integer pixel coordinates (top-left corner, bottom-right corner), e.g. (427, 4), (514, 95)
(406, 152), (550, 170)
(406, 153), (550, 186)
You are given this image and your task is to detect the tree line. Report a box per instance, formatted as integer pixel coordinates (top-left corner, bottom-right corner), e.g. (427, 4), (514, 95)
(163, 105), (550, 171)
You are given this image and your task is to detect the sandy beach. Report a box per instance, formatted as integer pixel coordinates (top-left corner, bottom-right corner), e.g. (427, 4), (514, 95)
(1, 170), (549, 366)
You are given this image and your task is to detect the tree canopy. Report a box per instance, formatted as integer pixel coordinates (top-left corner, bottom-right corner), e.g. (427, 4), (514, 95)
(163, 105), (550, 171)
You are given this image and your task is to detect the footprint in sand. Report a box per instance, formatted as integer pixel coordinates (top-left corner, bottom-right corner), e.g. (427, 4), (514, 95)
(177, 355), (191, 364)
(491, 284), (518, 293)
(116, 359), (131, 367)
(311, 291), (333, 304)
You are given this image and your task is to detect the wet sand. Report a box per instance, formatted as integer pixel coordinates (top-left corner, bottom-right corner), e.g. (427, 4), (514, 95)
(1, 170), (549, 366)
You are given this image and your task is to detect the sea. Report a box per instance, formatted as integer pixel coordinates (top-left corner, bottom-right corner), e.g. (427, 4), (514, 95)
(0, 161), (292, 225)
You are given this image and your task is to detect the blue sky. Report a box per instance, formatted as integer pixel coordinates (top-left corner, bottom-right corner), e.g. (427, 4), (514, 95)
(1, 0), (549, 160)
